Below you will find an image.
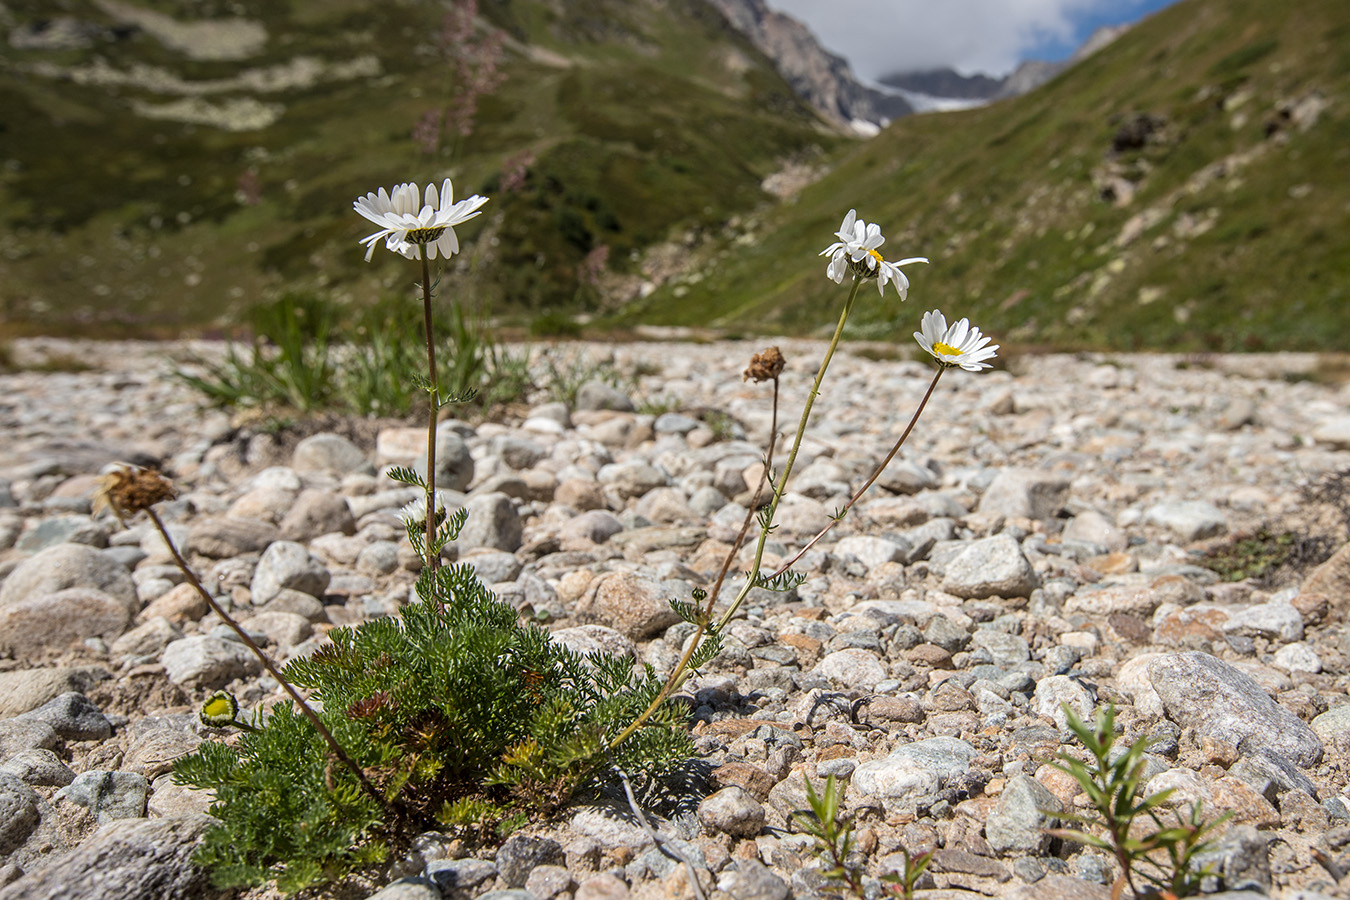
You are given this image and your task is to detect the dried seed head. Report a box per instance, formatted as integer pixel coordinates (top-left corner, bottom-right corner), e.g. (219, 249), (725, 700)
(744, 346), (786, 383)
(347, 691), (395, 720)
(93, 464), (177, 520)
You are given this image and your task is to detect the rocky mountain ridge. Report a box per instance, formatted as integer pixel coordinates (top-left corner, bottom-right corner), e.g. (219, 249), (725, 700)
(703, 0), (913, 130)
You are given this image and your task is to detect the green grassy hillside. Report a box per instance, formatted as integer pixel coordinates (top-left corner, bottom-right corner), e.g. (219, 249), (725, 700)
(0, 0), (836, 334)
(620, 0), (1350, 352)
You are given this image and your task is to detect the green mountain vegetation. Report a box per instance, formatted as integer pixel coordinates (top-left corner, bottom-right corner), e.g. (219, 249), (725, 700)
(620, 0), (1350, 352)
(0, 0), (836, 335)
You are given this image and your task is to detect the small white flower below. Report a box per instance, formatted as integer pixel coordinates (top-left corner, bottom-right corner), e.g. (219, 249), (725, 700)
(914, 310), (999, 371)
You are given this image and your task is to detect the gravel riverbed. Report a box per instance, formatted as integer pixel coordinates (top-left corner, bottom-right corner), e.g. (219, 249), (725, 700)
(1, 337), (1350, 900)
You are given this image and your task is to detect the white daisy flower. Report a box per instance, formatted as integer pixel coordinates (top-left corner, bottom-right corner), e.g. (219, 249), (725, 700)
(354, 179), (488, 262)
(914, 310), (999, 371)
(820, 209), (928, 299)
(398, 492), (449, 529)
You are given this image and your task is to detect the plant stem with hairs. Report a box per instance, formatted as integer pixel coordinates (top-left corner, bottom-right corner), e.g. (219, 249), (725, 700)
(420, 255), (440, 573)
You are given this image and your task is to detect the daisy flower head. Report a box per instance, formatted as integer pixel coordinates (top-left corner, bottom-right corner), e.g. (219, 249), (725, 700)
(819, 209), (928, 299)
(354, 178), (488, 262)
(398, 492), (450, 530)
(914, 310), (999, 371)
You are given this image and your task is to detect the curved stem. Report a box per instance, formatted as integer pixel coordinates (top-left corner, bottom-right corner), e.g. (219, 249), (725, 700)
(420, 251), (440, 573)
(146, 509), (388, 812)
(768, 365), (944, 577)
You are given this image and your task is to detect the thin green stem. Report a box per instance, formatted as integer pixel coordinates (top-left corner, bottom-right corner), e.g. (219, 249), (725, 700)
(146, 508), (388, 812)
(713, 275), (862, 632)
(767, 365), (944, 577)
(420, 250), (440, 573)
(608, 277), (862, 753)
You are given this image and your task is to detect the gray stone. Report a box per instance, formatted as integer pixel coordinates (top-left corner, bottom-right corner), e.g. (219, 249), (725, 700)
(111, 616), (184, 661)
(875, 459), (937, 495)
(969, 628), (1028, 666)
(562, 510), (624, 544)
(17, 692), (111, 741)
(15, 516), (107, 553)
(698, 785), (766, 837)
(0, 749), (74, 787)
(496, 833), (563, 887)
(1033, 676), (1095, 731)
(847, 737), (976, 814)
(1063, 509), (1128, 552)
(575, 571), (682, 641)
(653, 412), (701, 435)
(236, 611), (312, 650)
(462, 551), (523, 585)
(426, 858), (498, 898)
(0, 588), (132, 655)
(941, 533), (1039, 599)
(812, 648), (887, 690)
(355, 541), (401, 576)
(0, 667), (106, 718)
(978, 468), (1070, 520)
(0, 718), (59, 758)
(261, 589), (327, 622)
(161, 636), (262, 689)
(1144, 500), (1227, 542)
(576, 380), (635, 412)
(292, 433), (368, 474)
(493, 435), (550, 469)
(1311, 416), (1350, 450)
(1229, 748), (1319, 800)
(523, 865), (574, 900)
(279, 490), (356, 542)
(719, 859), (789, 900)
(186, 516), (279, 558)
(457, 492), (522, 552)
(0, 775), (41, 855)
(575, 873), (631, 900)
(0, 543), (136, 613)
(1223, 603), (1303, 643)
(1148, 652), (1323, 767)
(410, 427), (474, 494)
(1193, 825), (1271, 894)
(598, 462), (667, 498)
(833, 535), (909, 570)
(986, 773), (1062, 854)
(366, 878), (443, 900)
(125, 729), (203, 781)
(250, 540), (331, 604)
(1272, 642), (1321, 673)
(0, 814), (226, 900)
(1310, 706), (1350, 748)
(56, 770), (149, 822)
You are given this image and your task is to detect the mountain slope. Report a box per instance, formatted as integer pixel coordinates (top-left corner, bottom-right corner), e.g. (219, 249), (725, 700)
(621, 0), (1350, 352)
(0, 0), (839, 333)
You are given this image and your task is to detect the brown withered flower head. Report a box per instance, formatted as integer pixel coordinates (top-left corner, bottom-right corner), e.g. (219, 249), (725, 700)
(347, 691), (396, 720)
(93, 464), (177, 521)
(743, 346), (786, 383)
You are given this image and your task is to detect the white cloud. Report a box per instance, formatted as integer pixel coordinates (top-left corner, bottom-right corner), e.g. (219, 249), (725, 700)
(762, 0), (1146, 80)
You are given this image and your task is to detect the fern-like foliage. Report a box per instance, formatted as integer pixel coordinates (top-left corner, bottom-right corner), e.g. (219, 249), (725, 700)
(175, 523), (694, 894)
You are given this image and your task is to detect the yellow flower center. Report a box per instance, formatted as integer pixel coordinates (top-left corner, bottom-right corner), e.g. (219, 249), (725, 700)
(405, 226), (447, 244)
(934, 341), (959, 356)
(867, 248), (884, 265)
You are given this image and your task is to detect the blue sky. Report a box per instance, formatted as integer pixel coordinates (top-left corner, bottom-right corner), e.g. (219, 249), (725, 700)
(763, 0), (1181, 80)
